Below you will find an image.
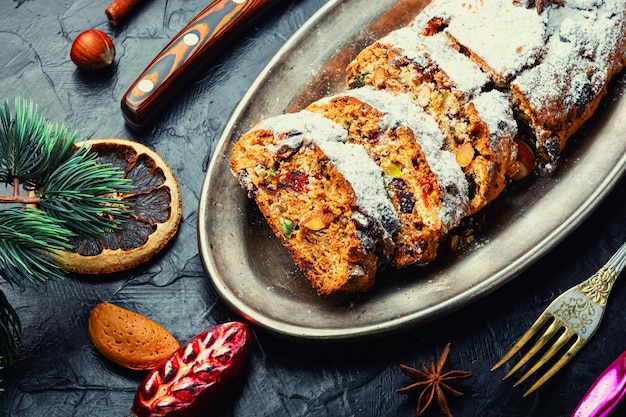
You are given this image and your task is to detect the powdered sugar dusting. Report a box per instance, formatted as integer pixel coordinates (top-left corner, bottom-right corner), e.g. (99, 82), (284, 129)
(379, 27), (428, 67)
(423, 0), (548, 84)
(255, 111), (348, 146)
(418, 33), (490, 94)
(253, 110), (399, 239)
(512, 0), (625, 132)
(470, 91), (518, 161)
(315, 139), (400, 237)
(336, 87), (470, 231)
(411, 0), (457, 30)
(381, 28), (489, 94)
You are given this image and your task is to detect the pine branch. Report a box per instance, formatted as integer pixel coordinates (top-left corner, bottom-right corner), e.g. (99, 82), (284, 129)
(0, 98), (75, 186)
(0, 96), (137, 369)
(0, 207), (72, 287)
(25, 122), (77, 189)
(40, 144), (134, 238)
(0, 290), (20, 367)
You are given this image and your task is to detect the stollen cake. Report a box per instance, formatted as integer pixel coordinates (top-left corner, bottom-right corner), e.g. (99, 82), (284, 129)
(230, 111), (399, 295)
(345, 30), (519, 214)
(306, 86), (470, 268)
(230, 0), (626, 295)
(411, 0), (626, 167)
(510, 1), (626, 167)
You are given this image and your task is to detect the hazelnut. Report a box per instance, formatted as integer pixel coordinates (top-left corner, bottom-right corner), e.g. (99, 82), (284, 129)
(70, 29), (115, 70)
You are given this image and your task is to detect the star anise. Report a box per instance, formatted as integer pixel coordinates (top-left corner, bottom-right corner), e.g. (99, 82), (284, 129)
(521, 0), (565, 14)
(396, 343), (473, 417)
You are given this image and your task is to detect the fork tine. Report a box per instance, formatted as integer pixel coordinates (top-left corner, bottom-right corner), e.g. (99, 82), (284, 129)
(513, 326), (577, 387)
(491, 313), (553, 371)
(523, 335), (586, 396)
(491, 240), (626, 396)
(503, 318), (561, 379)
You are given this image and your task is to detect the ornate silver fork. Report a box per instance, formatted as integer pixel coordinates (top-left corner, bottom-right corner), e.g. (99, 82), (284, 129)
(491, 240), (626, 396)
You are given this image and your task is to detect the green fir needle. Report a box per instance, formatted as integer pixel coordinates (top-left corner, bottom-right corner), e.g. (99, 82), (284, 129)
(0, 97), (134, 366)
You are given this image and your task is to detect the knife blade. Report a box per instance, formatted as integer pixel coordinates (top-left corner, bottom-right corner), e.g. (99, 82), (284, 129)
(571, 349), (626, 417)
(121, 0), (278, 130)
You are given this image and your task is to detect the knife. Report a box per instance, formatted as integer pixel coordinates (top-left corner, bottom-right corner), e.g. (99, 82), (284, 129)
(121, 0), (278, 130)
(571, 349), (626, 417)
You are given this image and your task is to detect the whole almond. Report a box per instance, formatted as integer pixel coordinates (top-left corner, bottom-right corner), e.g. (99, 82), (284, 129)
(88, 302), (179, 371)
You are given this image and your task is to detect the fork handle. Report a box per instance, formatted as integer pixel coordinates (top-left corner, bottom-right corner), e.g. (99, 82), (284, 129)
(605, 240), (626, 273)
(571, 349), (626, 417)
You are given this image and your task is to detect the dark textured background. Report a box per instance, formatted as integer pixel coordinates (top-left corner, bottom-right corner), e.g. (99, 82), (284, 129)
(1, 1), (625, 416)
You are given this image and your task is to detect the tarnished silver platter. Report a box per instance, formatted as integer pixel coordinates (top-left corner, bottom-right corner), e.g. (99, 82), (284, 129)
(198, 0), (626, 341)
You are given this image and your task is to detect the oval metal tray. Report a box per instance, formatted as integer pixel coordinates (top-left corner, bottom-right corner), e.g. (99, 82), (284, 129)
(198, 0), (626, 341)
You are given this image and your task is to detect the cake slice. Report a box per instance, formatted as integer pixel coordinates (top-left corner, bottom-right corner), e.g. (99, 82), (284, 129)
(230, 111), (399, 294)
(306, 87), (470, 268)
(463, 90), (520, 210)
(345, 30), (519, 214)
(510, 1), (626, 167)
(412, 0), (549, 87)
(346, 29), (490, 100)
(413, 0), (626, 168)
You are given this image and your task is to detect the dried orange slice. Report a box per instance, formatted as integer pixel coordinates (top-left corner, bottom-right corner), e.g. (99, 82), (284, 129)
(51, 138), (182, 274)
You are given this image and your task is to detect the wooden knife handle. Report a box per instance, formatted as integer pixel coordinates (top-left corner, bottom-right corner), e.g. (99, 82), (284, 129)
(121, 0), (275, 130)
